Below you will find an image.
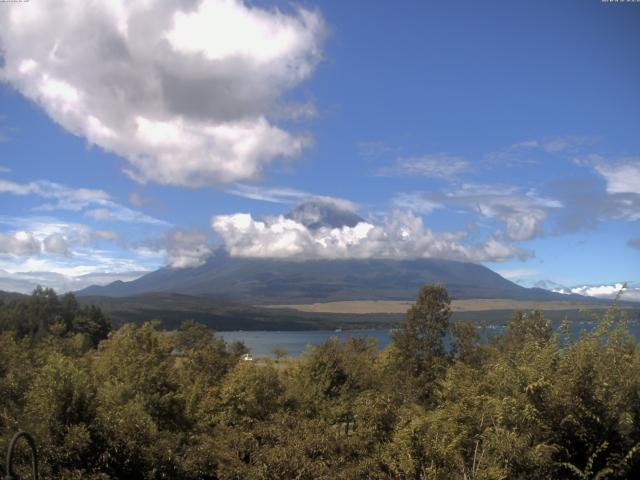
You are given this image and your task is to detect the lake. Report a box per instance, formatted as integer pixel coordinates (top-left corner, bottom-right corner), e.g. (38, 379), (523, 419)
(219, 321), (640, 357)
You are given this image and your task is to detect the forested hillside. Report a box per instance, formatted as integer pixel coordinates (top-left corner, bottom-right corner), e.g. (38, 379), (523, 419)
(1, 286), (640, 479)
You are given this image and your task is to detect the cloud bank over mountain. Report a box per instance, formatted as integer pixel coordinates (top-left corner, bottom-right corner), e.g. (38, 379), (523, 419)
(212, 201), (530, 263)
(0, 0), (325, 186)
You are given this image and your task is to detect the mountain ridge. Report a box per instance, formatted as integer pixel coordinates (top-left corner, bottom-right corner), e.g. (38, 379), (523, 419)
(76, 251), (590, 304)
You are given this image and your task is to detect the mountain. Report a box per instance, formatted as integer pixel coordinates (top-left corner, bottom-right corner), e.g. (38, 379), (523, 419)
(77, 200), (598, 305)
(77, 250), (585, 304)
(0, 289), (27, 303)
(285, 198), (364, 229)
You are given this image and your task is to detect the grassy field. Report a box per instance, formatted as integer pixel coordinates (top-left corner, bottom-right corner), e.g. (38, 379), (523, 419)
(262, 298), (614, 314)
(75, 293), (638, 331)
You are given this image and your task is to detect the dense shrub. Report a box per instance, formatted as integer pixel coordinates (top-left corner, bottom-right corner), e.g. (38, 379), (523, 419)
(1, 285), (639, 479)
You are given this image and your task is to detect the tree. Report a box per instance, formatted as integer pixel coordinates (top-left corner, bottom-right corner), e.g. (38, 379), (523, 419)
(24, 353), (97, 476)
(391, 284), (452, 404)
(0, 289), (110, 345)
(272, 345), (289, 362)
(450, 320), (483, 367)
(175, 320), (214, 352)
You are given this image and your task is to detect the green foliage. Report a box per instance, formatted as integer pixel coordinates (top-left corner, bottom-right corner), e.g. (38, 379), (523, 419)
(2, 284), (640, 479)
(391, 284), (452, 405)
(0, 287), (111, 346)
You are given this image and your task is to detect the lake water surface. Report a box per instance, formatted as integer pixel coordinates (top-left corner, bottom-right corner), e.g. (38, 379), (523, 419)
(220, 321), (640, 357)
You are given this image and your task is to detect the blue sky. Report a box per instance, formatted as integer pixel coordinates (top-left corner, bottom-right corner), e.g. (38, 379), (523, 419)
(0, 0), (639, 297)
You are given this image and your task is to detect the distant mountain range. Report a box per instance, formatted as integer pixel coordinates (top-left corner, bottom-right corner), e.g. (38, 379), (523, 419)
(77, 250), (587, 304)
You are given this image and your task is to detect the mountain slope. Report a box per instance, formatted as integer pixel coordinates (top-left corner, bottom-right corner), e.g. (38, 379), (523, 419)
(77, 251), (583, 304)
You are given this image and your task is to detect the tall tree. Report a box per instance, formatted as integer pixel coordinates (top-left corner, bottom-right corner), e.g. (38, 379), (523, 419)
(391, 284), (452, 405)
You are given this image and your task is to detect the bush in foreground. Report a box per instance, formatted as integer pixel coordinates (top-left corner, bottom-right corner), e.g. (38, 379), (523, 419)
(1, 286), (639, 479)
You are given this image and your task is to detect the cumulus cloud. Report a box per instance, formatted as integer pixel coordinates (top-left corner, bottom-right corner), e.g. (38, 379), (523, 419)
(43, 233), (71, 255)
(0, 177), (168, 225)
(0, 231), (41, 256)
(211, 210), (530, 262)
(377, 154), (471, 179)
(165, 228), (212, 268)
(2, 218), (93, 247)
(0, 0), (325, 186)
(0, 217), (129, 259)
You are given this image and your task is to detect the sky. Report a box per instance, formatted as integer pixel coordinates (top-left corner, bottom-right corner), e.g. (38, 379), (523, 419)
(0, 0), (639, 299)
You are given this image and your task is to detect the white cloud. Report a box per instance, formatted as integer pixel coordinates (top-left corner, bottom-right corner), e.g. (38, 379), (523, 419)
(0, 231), (41, 256)
(0, 217), (93, 246)
(0, 268), (148, 294)
(0, 0), (325, 187)
(377, 154), (471, 179)
(592, 158), (640, 195)
(0, 217), (141, 264)
(0, 178), (108, 208)
(0, 218), (95, 259)
(211, 210), (530, 262)
(393, 184), (562, 241)
(226, 185), (360, 217)
(226, 184), (310, 204)
(0, 177), (168, 225)
(554, 283), (640, 302)
(165, 228), (212, 268)
(392, 193), (442, 214)
(43, 233), (71, 255)
(574, 156), (640, 221)
(83, 205), (166, 225)
(0, 239), (160, 293)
